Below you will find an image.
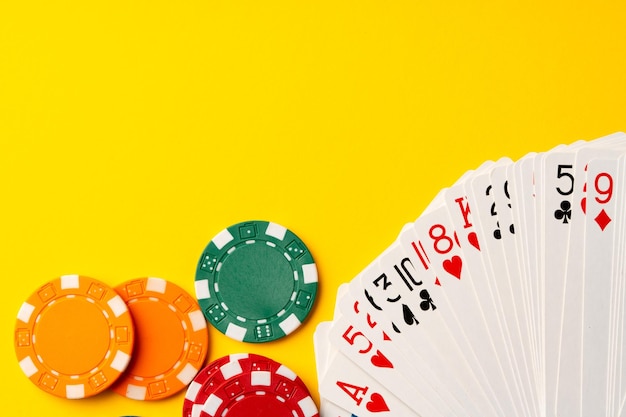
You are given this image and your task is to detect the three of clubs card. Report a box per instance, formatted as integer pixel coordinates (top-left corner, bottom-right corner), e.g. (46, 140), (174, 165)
(314, 132), (626, 417)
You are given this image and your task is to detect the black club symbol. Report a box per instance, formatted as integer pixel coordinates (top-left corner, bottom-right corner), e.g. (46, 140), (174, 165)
(419, 289), (436, 311)
(554, 200), (572, 224)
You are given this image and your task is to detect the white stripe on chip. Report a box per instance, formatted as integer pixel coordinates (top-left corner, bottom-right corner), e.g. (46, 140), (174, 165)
(279, 313), (301, 335)
(276, 364), (297, 381)
(251, 370), (271, 386)
(299, 396), (319, 417)
(186, 380), (202, 400)
(177, 363), (198, 385)
(225, 322), (247, 341)
(189, 310), (207, 332)
(61, 274), (80, 289)
(108, 295), (128, 317)
(213, 228), (234, 250)
(220, 357), (244, 379)
(66, 384), (85, 399)
(195, 279), (210, 300)
(110, 350), (130, 372)
(125, 384), (147, 400)
(302, 263), (318, 284)
(265, 222), (287, 240)
(19, 356), (38, 377)
(17, 302), (35, 323)
(147, 277), (167, 293)
(203, 393), (223, 416)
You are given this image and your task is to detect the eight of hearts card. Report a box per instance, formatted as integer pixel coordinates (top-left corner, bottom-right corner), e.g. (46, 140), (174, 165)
(314, 132), (626, 417)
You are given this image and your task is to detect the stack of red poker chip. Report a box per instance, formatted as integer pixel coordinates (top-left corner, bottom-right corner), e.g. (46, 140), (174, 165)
(183, 353), (319, 417)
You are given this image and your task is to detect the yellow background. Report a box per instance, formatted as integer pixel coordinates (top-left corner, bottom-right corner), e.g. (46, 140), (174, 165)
(1, 1), (624, 416)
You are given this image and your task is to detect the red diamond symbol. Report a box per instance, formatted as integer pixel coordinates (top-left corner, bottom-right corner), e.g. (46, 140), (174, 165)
(595, 209), (611, 231)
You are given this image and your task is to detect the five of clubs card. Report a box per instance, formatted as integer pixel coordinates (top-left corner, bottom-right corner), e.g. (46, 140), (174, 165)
(314, 132), (626, 417)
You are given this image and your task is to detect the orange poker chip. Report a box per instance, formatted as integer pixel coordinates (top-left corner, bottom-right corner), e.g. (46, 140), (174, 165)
(14, 275), (134, 399)
(112, 277), (209, 400)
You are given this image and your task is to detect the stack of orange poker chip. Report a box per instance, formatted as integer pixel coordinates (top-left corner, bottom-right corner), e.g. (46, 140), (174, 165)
(111, 277), (209, 400)
(13, 275), (134, 399)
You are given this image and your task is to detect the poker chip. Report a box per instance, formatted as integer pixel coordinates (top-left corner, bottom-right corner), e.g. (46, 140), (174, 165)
(184, 353), (319, 417)
(111, 277), (209, 400)
(195, 220), (318, 343)
(13, 275), (134, 399)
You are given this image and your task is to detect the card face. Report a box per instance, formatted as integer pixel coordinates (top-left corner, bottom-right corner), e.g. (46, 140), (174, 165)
(581, 156), (622, 416)
(542, 145), (584, 414)
(555, 149), (592, 417)
(312, 132), (626, 417)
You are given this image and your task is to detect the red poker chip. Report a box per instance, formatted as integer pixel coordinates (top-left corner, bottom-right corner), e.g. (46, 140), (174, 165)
(184, 353), (318, 417)
(184, 354), (309, 417)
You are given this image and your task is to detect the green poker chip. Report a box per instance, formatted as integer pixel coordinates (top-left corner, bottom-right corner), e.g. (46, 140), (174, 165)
(195, 220), (318, 343)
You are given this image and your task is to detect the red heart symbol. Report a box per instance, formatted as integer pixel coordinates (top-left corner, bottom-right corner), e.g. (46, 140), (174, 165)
(366, 392), (390, 413)
(370, 349), (393, 368)
(443, 256), (462, 279)
(468, 232), (480, 251)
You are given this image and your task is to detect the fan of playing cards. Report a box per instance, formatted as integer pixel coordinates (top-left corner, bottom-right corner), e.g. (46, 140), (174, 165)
(314, 132), (626, 417)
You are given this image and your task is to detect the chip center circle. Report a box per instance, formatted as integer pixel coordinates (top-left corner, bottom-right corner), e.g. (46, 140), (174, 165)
(35, 297), (109, 375)
(125, 298), (185, 378)
(217, 242), (294, 320)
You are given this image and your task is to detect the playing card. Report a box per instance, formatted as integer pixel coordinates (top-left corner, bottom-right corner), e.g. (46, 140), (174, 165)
(581, 155), (622, 416)
(541, 140), (591, 415)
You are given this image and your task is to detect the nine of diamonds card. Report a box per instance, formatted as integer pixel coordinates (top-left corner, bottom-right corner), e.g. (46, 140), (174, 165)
(314, 132), (626, 417)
